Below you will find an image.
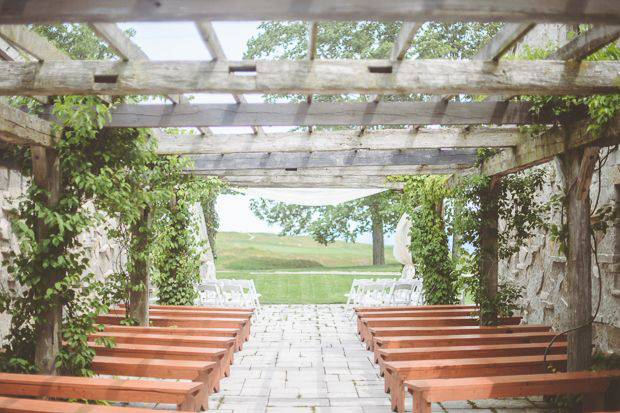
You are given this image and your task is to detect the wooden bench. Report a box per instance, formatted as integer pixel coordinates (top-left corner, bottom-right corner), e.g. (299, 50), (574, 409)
(109, 307), (253, 319)
(368, 324), (550, 339)
(354, 305), (477, 313)
(126, 304), (254, 312)
(0, 396), (189, 413)
(96, 314), (251, 342)
(376, 341), (568, 375)
(384, 354), (567, 413)
(356, 309), (480, 337)
(91, 356), (217, 406)
(373, 331), (563, 360)
(101, 324), (244, 350)
(90, 341), (229, 377)
(359, 316), (522, 350)
(0, 372), (202, 411)
(90, 332), (236, 366)
(405, 371), (620, 413)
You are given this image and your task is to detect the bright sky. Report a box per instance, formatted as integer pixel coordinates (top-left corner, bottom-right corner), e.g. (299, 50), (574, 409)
(118, 22), (395, 245)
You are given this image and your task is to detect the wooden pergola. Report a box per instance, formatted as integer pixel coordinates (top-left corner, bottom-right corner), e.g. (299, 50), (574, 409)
(1, 0), (619, 373)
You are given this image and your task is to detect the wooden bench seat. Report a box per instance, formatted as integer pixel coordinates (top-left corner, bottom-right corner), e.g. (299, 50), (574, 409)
(101, 324), (243, 350)
(0, 372), (202, 411)
(90, 332), (236, 366)
(368, 324), (550, 339)
(376, 341), (568, 375)
(359, 316), (522, 349)
(354, 305), (477, 313)
(356, 310), (480, 337)
(384, 354), (567, 413)
(373, 331), (563, 361)
(405, 370), (620, 413)
(96, 314), (250, 342)
(128, 304), (254, 312)
(91, 356), (217, 405)
(109, 307), (252, 319)
(0, 396), (189, 413)
(90, 341), (229, 377)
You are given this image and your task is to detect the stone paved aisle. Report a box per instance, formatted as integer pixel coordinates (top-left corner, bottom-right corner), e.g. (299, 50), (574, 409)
(205, 305), (554, 413)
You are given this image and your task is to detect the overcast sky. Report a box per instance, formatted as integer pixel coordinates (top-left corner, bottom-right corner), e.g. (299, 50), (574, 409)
(118, 22), (395, 245)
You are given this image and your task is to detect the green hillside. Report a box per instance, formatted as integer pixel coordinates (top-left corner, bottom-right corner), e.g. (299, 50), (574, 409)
(215, 231), (399, 271)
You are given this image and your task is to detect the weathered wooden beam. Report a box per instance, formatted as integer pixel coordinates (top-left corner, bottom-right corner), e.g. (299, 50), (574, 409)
(476, 23), (536, 62)
(190, 165), (473, 177)
(188, 148), (477, 171)
(390, 22), (422, 62)
(575, 145), (600, 200)
(0, 103), (58, 146)
(1, 1), (618, 24)
(3, 59), (618, 97)
(209, 174), (405, 189)
(156, 128), (522, 155)
(548, 25), (620, 61)
(105, 101), (542, 128)
(306, 21), (318, 112)
(481, 115), (620, 176)
(0, 25), (66, 61)
(439, 23), (535, 101)
(90, 23), (148, 61)
(195, 21), (261, 134)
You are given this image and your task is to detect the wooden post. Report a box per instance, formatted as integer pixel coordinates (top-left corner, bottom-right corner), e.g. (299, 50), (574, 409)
(479, 177), (500, 326)
(128, 207), (150, 326)
(30, 145), (62, 375)
(371, 205), (385, 266)
(559, 146), (598, 371)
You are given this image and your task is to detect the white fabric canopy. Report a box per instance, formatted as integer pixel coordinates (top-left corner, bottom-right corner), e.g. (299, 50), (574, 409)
(189, 202), (217, 282)
(393, 213), (416, 279)
(236, 188), (385, 206)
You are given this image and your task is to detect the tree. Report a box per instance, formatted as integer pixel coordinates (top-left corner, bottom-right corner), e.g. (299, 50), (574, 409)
(250, 191), (401, 265)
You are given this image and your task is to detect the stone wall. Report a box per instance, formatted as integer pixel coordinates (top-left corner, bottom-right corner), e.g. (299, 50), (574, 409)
(0, 165), (126, 343)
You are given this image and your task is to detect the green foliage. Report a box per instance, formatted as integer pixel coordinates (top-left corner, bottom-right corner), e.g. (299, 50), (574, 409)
(393, 176), (458, 305)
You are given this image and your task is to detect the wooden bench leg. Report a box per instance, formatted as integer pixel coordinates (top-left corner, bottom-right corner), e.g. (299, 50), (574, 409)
(412, 390), (432, 413)
(178, 390), (200, 412)
(391, 373), (405, 413)
(582, 392), (605, 412)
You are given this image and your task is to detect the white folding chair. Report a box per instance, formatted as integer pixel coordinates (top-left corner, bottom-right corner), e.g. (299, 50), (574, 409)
(345, 279), (372, 310)
(197, 281), (224, 306)
(358, 281), (389, 307)
(219, 281), (247, 307)
(236, 279), (261, 313)
(386, 281), (416, 306)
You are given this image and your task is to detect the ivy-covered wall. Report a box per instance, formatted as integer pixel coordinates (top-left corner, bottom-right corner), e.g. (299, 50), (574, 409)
(498, 24), (620, 353)
(0, 165), (125, 343)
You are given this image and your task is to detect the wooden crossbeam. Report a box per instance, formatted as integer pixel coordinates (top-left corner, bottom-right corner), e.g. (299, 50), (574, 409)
(188, 148), (477, 171)
(195, 21), (261, 135)
(0, 25), (66, 61)
(104, 101), (542, 128)
(1, 1), (618, 24)
(0, 103), (58, 146)
(306, 21), (318, 132)
(481, 115), (620, 176)
(548, 25), (620, 61)
(156, 128), (522, 155)
(191, 165), (473, 177)
(2, 59), (618, 97)
(207, 174), (405, 189)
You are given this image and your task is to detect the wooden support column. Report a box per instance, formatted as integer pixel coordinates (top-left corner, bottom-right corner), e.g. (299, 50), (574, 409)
(128, 207), (150, 326)
(559, 145), (598, 371)
(30, 145), (62, 375)
(479, 177), (500, 326)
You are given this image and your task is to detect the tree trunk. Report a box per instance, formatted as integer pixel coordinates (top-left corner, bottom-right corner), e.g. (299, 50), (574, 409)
(371, 208), (385, 266)
(128, 207), (150, 326)
(31, 146), (62, 375)
(479, 178), (499, 326)
(560, 147), (596, 372)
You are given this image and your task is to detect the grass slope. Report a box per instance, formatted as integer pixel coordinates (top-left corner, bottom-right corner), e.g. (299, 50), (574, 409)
(216, 232), (398, 271)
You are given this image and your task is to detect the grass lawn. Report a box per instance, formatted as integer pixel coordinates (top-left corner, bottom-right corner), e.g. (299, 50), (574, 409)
(218, 273), (398, 304)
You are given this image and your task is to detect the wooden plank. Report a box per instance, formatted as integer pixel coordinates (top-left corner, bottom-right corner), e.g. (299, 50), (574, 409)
(1, 1), (618, 24)
(1, 59), (619, 97)
(306, 21), (318, 113)
(576, 145), (600, 200)
(0, 25), (66, 60)
(211, 175), (405, 189)
(391, 22), (422, 62)
(476, 23), (536, 62)
(106, 101), (540, 128)
(155, 128), (522, 155)
(191, 165), (474, 177)
(188, 149), (477, 171)
(195, 21), (261, 135)
(549, 25), (620, 61)
(481, 115), (620, 176)
(0, 103), (57, 146)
